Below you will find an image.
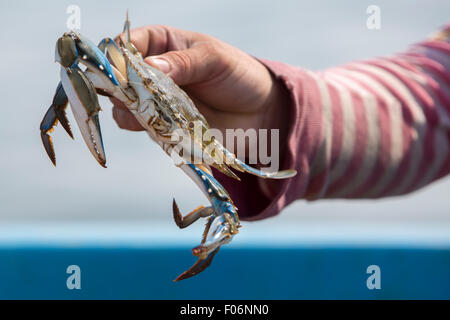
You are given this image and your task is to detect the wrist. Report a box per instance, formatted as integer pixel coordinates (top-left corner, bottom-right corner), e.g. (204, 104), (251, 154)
(261, 66), (290, 162)
(258, 62), (292, 198)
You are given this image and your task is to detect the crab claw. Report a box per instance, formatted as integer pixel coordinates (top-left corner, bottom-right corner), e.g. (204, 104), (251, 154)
(60, 66), (107, 167)
(56, 32), (120, 87)
(40, 82), (73, 165)
(174, 247), (220, 282)
(51, 31), (122, 167)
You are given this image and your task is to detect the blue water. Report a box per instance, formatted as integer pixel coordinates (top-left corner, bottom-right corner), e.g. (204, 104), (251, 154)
(0, 247), (449, 299)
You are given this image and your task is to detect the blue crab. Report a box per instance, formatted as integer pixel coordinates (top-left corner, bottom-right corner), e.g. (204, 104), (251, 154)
(40, 13), (297, 281)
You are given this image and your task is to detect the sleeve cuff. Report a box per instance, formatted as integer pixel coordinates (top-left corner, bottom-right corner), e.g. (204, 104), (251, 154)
(214, 58), (313, 221)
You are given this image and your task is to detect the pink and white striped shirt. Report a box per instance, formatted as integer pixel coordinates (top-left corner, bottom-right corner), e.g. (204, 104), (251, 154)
(218, 25), (450, 221)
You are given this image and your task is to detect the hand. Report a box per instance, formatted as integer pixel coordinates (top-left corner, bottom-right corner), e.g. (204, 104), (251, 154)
(112, 25), (291, 200)
(112, 25), (289, 148)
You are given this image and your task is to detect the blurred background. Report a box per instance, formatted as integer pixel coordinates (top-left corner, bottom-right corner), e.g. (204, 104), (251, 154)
(0, 0), (449, 299)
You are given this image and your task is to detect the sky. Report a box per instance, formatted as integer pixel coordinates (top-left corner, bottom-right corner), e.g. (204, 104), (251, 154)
(0, 0), (449, 243)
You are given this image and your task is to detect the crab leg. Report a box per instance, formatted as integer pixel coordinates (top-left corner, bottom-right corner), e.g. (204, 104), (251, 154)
(172, 162), (228, 230)
(215, 141), (298, 179)
(232, 156), (297, 179)
(173, 201), (214, 229)
(179, 163), (231, 202)
(173, 163), (240, 281)
(174, 247), (220, 282)
(98, 38), (127, 78)
(40, 82), (73, 165)
(122, 10), (141, 56)
(74, 34), (120, 86)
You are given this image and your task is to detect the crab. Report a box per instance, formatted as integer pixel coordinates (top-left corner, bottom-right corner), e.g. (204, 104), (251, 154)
(40, 12), (297, 281)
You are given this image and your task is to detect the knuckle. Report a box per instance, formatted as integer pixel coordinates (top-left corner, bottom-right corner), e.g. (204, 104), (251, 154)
(167, 50), (192, 74)
(201, 41), (222, 56)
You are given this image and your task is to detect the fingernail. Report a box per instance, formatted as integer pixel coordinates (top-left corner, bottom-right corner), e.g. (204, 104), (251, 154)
(148, 57), (171, 73)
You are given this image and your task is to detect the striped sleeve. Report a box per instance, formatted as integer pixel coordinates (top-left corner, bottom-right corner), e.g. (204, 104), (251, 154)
(244, 24), (450, 220)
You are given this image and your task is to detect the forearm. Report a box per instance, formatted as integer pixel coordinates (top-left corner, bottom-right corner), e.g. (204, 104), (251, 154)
(224, 29), (450, 221)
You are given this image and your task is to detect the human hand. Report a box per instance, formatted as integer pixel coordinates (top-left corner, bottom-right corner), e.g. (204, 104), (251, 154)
(111, 25), (289, 151)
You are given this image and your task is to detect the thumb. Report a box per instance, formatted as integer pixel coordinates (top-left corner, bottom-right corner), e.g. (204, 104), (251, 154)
(144, 43), (225, 86)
